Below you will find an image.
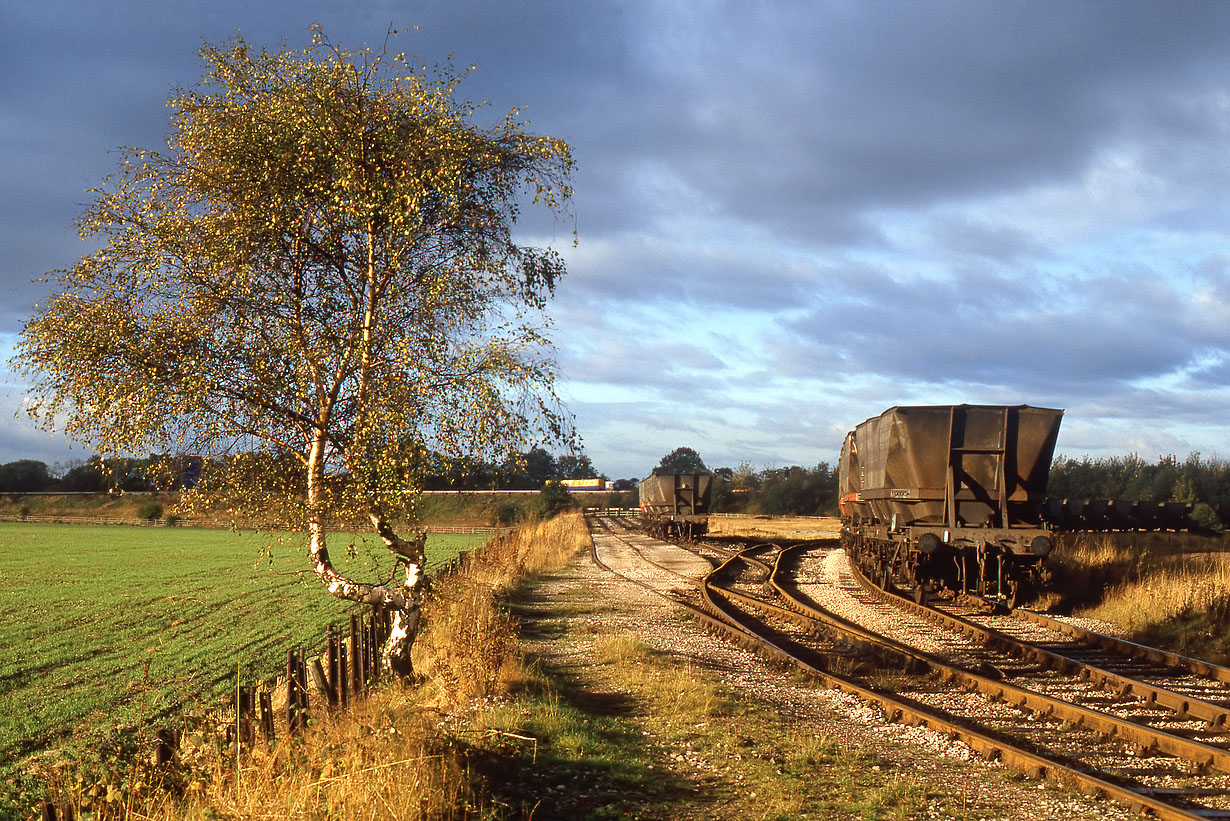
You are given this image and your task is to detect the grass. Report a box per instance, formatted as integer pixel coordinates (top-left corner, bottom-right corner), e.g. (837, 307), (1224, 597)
(0, 489), (590, 527)
(478, 636), (938, 819)
(16, 512), (592, 820)
(1044, 531), (1230, 662)
(0, 522), (483, 792)
(16, 510), (1098, 820)
(479, 559), (945, 819)
(18, 510), (1067, 819)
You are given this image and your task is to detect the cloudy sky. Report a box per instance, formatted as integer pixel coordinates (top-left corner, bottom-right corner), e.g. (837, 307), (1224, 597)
(5, 1), (1230, 480)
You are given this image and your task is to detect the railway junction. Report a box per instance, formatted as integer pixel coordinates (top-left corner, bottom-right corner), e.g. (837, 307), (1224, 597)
(554, 515), (1230, 819)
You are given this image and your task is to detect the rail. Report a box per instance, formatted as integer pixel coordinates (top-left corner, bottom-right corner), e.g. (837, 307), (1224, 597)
(691, 545), (1204, 819)
(589, 518), (1219, 820)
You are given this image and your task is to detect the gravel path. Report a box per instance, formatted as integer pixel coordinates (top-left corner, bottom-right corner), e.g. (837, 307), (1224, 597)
(520, 531), (1136, 820)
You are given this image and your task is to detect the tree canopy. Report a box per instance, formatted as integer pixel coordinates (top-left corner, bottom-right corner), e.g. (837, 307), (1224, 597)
(0, 460), (52, 494)
(654, 446), (708, 475)
(13, 28), (575, 674)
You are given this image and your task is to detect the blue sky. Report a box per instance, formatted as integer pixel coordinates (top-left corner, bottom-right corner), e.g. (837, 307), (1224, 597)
(5, 1), (1230, 480)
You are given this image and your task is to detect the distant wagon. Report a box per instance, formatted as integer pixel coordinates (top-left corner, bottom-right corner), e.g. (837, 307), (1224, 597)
(639, 472), (712, 540)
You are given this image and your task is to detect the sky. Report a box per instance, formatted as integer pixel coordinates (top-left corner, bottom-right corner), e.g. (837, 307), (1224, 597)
(6, 1), (1230, 481)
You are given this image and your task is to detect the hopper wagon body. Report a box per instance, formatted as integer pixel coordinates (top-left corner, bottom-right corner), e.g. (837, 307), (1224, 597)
(839, 404), (1063, 605)
(639, 472), (712, 540)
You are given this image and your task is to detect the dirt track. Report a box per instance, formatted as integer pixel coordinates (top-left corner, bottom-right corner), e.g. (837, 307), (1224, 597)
(515, 528), (1132, 820)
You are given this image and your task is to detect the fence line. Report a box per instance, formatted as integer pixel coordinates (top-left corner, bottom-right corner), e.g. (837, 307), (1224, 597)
(2, 514), (233, 528)
(40, 607), (390, 819)
(39, 550), (481, 820)
(0, 514), (499, 534)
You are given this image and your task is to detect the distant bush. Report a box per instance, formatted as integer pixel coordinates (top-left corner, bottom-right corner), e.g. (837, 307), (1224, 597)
(734, 463), (838, 516)
(137, 502), (164, 522)
(537, 481), (576, 520)
(494, 501), (522, 526)
(606, 490), (638, 509)
(0, 460), (52, 493)
(1192, 502), (1223, 533)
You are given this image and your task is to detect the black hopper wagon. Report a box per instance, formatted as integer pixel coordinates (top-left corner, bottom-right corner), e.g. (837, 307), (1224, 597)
(639, 472), (712, 540)
(839, 404), (1063, 607)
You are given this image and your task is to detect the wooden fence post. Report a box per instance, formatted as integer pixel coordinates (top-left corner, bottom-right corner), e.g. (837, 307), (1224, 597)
(297, 650), (309, 724)
(286, 649), (298, 733)
(153, 728), (180, 765)
(349, 614), (364, 696)
(40, 802), (73, 820)
(236, 686), (254, 746)
(259, 689), (274, 742)
(338, 631), (349, 708)
(287, 648), (308, 733)
(367, 607), (379, 683)
(325, 625), (339, 707)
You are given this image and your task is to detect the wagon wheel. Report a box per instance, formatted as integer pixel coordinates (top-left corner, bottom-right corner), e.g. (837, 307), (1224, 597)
(1005, 579), (1024, 610)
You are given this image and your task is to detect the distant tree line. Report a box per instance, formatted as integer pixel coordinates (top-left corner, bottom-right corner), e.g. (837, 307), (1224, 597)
(638, 448), (1230, 523)
(714, 462), (839, 516)
(420, 447), (600, 490)
(638, 447), (840, 516)
(1047, 453), (1230, 505)
(0, 446), (600, 495)
(1048, 453), (1230, 529)
(8, 449), (1227, 524)
(0, 456), (178, 494)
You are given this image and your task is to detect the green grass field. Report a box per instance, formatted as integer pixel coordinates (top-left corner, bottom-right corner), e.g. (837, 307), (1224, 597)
(0, 522), (484, 775)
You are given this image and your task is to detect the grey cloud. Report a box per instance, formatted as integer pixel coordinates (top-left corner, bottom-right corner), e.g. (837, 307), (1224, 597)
(602, 3), (1230, 243)
(780, 268), (1192, 393)
(929, 218), (1052, 264)
(562, 333), (724, 391)
(558, 232), (828, 311)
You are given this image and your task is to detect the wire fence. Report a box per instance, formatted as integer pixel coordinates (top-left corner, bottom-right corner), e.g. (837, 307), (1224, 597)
(0, 513), (499, 534)
(38, 548), (481, 820)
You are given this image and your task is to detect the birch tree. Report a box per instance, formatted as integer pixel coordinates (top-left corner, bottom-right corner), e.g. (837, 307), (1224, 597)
(13, 28), (575, 676)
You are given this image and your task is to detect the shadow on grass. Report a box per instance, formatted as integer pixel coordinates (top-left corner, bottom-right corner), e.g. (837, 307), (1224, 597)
(471, 579), (702, 819)
(465, 652), (699, 820)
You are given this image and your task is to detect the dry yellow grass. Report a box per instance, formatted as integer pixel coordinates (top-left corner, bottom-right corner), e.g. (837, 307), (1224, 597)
(1069, 534), (1230, 631)
(1042, 532), (1230, 661)
(706, 514), (841, 539)
(1087, 560), (1230, 630)
(413, 512), (591, 713)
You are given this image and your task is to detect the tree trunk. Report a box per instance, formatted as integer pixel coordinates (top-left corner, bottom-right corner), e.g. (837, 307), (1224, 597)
(305, 430), (425, 679)
(369, 510), (428, 678)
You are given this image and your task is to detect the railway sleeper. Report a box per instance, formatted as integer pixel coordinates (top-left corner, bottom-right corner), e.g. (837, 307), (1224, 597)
(1022, 763), (1047, 780)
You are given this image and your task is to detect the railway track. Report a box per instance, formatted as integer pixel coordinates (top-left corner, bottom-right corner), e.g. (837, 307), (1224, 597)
(586, 515), (1230, 819)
